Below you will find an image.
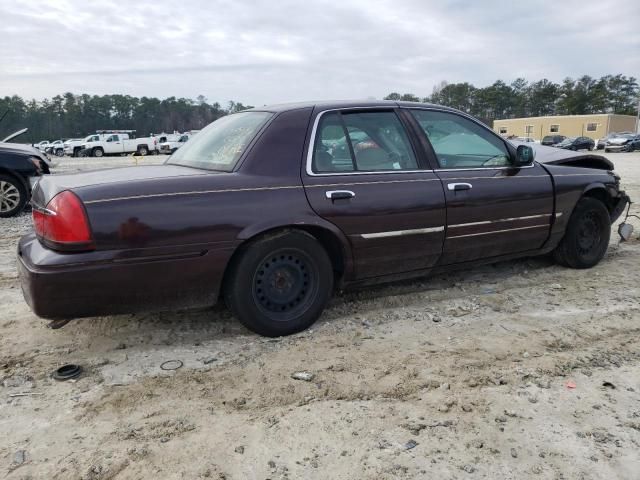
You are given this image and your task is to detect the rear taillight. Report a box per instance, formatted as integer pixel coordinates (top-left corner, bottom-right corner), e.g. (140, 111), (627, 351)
(32, 191), (94, 251)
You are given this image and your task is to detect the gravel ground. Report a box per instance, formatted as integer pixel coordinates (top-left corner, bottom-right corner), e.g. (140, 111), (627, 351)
(1, 152), (640, 479)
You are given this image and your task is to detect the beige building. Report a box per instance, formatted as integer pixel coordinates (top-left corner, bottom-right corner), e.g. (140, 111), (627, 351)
(493, 114), (638, 141)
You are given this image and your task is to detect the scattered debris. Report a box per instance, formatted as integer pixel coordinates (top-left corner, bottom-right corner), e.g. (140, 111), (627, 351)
(160, 360), (183, 371)
(8, 392), (44, 398)
(602, 381), (616, 389)
(291, 371), (315, 382)
(402, 422), (427, 435)
(404, 439), (418, 450)
(234, 446), (244, 454)
(53, 364), (82, 381)
(462, 464), (475, 473)
(566, 380), (577, 389)
(13, 450), (26, 465)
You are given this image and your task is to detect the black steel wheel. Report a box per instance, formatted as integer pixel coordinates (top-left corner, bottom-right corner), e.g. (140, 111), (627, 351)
(554, 197), (610, 269)
(224, 230), (333, 336)
(252, 250), (318, 319)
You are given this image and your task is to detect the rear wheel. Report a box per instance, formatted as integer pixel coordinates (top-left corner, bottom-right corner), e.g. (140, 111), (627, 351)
(224, 231), (333, 337)
(554, 197), (610, 269)
(0, 174), (28, 218)
(137, 146), (148, 156)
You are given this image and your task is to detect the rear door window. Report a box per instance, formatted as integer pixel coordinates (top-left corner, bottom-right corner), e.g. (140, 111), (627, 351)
(312, 110), (418, 173)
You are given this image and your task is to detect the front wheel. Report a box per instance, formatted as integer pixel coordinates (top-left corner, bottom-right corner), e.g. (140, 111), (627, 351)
(224, 231), (333, 336)
(0, 174), (28, 218)
(93, 147), (104, 158)
(554, 197), (611, 269)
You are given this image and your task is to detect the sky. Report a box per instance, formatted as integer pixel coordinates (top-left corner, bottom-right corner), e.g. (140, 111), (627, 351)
(1, 0), (639, 105)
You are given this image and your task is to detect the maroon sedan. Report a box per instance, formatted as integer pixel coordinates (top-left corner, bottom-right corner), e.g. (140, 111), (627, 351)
(18, 101), (629, 336)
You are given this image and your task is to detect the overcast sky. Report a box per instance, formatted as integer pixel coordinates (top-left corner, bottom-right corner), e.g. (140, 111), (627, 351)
(1, 0), (639, 105)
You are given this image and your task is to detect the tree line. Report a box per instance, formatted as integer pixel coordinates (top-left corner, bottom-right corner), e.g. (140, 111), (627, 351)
(0, 93), (253, 143)
(385, 74), (639, 126)
(2, 74), (637, 142)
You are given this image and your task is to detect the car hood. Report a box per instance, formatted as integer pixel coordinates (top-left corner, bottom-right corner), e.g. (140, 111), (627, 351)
(510, 141), (613, 170)
(0, 142), (51, 163)
(32, 164), (215, 206)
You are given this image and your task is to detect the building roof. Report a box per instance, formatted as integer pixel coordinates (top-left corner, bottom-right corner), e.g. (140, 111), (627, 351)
(495, 113), (637, 122)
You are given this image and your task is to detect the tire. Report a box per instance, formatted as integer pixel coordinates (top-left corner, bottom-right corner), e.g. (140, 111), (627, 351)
(137, 146), (148, 156)
(55, 148), (64, 157)
(224, 230), (334, 337)
(553, 197), (611, 269)
(73, 147), (81, 157)
(93, 147), (104, 158)
(0, 174), (28, 218)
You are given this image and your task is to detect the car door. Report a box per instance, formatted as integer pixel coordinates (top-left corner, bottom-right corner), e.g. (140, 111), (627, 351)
(302, 108), (446, 279)
(405, 108), (554, 265)
(104, 134), (120, 154)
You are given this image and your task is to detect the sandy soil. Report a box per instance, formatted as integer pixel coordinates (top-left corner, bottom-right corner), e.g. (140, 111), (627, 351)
(1, 152), (640, 479)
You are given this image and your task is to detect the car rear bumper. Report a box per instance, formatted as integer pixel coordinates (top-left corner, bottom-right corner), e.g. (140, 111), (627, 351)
(17, 234), (234, 320)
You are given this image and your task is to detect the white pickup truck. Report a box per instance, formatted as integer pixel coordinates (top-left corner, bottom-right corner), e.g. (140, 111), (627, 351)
(81, 133), (157, 158)
(67, 134), (109, 157)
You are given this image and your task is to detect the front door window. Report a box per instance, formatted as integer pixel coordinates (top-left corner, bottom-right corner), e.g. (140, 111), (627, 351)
(410, 110), (511, 169)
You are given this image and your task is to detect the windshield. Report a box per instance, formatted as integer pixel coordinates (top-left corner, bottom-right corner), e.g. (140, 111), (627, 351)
(167, 112), (272, 171)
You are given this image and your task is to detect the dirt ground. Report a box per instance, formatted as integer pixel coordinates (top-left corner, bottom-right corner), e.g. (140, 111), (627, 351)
(1, 152), (640, 479)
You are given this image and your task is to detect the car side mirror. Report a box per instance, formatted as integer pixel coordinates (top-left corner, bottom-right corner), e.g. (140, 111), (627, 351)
(514, 145), (535, 167)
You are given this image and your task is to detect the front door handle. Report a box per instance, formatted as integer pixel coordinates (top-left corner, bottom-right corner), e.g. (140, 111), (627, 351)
(448, 183), (472, 191)
(325, 190), (355, 200)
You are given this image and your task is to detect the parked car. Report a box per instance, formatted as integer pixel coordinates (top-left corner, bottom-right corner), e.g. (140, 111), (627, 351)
(0, 129), (50, 217)
(34, 140), (50, 152)
(45, 140), (65, 157)
(18, 101), (629, 336)
(62, 138), (85, 157)
(159, 133), (192, 154)
(70, 134), (108, 157)
(554, 136), (595, 151)
(80, 132), (157, 157)
(596, 133), (619, 150)
(605, 133), (639, 152)
(515, 136), (536, 143)
(541, 135), (566, 146)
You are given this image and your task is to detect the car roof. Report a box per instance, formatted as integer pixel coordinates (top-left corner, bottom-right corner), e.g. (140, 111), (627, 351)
(248, 100), (453, 113)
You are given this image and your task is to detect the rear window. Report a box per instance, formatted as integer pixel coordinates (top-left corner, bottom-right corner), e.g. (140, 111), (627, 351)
(168, 112), (272, 171)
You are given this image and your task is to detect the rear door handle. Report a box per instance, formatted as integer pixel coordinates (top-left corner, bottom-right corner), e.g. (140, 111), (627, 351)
(448, 183), (472, 191)
(325, 190), (355, 200)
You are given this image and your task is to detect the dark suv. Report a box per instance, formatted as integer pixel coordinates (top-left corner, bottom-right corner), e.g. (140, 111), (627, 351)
(541, 135), (566, 146)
